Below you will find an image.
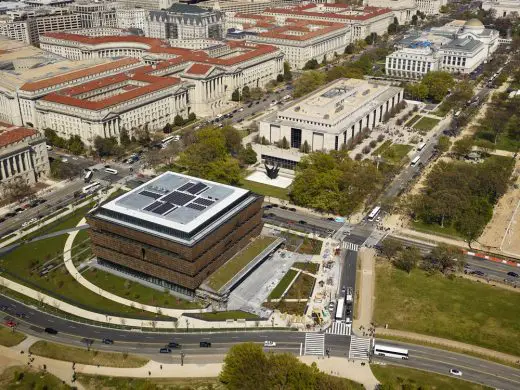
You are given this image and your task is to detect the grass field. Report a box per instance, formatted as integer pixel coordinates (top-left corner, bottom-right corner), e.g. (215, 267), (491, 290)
(374, 262), (520, 355)
(372, 140), (392, 156)
(29, 341), (148, 367)
(0, 327), (26, 347)
(282, 232), (323, 255)
(405, 115), (422, 127)
(78, 374), (224, 390)
(241, 179), (290, 200)
(381, 144), (413, 165)
(71, 229), (91, 266)
(186, 310), (260, 321)
(475, 130), (520, 152)
(0, 366), (71, 390)
(268, 269), (298, 299)
(82, 268), (201, 310)
(410, 219), (463, 239)
(292, 262), (319, 274)
(413, 116), (440, 131)
(262, 301), (307, 316)
(0, 203), (161, 319)
(371, 364), (491, 390)
(207, 236), (277, 291)
(285, 273), (315, 300)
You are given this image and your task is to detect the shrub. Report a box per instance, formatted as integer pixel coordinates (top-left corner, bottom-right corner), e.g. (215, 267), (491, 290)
(377, 134), (385, 142)
(369, 140), (377, 148)
(355, 153), (363, 160)
(362, 145), (371, 154)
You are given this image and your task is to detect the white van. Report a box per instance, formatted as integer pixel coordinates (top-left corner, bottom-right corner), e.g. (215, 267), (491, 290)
(104, 168), (118, 175)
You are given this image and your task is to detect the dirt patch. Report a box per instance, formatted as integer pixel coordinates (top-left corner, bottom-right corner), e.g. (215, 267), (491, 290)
(479, 158), (520, 255)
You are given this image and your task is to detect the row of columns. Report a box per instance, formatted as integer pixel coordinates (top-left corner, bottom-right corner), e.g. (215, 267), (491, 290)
(0, 151), (30, 182)
(204, 77), (223, 101)
(312, 35), (342, 58)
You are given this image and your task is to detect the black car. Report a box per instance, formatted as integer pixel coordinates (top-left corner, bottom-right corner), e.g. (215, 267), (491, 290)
(472, 270), (485, 277)
(168, 342), (181, 348)
(289, 207), (296, 212)
(160, 348), (172, 353)
(102, 338), (114, 345)
(200, 341), (212, 348)
(507, 271), (519, 278)
(298, 220), (307, 225)
(44, 327), (58, 335)
(5, 212), (16, 218)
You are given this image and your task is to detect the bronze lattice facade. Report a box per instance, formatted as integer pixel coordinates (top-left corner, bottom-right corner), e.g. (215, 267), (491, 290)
(86, 194), (264, 294)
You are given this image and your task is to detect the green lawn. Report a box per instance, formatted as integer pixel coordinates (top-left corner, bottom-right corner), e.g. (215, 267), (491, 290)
(78, 375), (223, 390)
(281, 232), (323, 255)
(475, 130), (520, 152)
(0, 327), (26, 347)
(285, 273), (315, 300)
(374, 262), (520, 356)
(0, 203), (165, 319)
(262, 301), (307, 316)
(410, 219), (464, 240)
(29, 341), (148, 367)
(0, 366), (71, 390)
(372, 140), (392, 156)
(405, 115), (422, 127)
(380, 144), (413, 165)
(268, 269), (298, 299)
(413, 116), (440, 131)
(71, 229), (91, 266)
(292, 262), (319, 274)
(207, 236), (277, 291)
(186, 310), (260, 321)
(83, 268), (201, 310)
(240, 179), (290, 200)
(371, 364), (491, 390)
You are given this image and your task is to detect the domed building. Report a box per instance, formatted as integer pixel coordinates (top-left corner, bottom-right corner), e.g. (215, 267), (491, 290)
(458, 18), (499, 57)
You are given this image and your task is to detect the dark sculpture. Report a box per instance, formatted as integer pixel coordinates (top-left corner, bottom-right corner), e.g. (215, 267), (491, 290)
(264, 162), (280, 179)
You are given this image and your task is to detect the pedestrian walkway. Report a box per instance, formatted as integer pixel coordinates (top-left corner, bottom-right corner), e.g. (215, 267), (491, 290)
(353, 248), (376, 331)
(349, 335), (371, 360)
(326, 321), (351, 336)
(341, 241), (359, 251)
(304, 333), (325, 356)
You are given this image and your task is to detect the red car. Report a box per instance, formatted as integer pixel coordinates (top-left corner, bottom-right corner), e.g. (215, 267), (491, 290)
(5, 320), (17, 328)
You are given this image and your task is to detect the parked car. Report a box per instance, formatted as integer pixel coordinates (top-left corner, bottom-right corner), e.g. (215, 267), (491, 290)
(159, 348), (172, 353)
(507, 271), (519, 278)
(264, 341), (276, 347)
(288, 207), (296, 212)
(5, 320), (17, 328)
(199, 341), (212, 348)
(102, 338), (114, 345)
(44, 327), (58, 335)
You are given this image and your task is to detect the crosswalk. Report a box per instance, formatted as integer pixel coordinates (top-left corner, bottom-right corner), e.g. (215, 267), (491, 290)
(349, 335), (371, 360)
(341, 241), (359, 251)
(325, 321), (351, 336)
(304, 332), (325, 356)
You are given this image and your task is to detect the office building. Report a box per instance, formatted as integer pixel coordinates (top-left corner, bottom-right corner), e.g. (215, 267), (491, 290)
(482, 0), (520, 18)
(86, 171), (264, 296)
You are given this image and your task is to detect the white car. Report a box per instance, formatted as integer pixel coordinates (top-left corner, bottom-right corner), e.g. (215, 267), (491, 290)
(264, 341), (276, 347)
(450, 369), (462, 376)
(239, 108), (244, 112)
(61, 158), (68, 163)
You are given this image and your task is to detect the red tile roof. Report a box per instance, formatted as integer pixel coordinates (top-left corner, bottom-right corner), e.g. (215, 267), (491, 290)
(185, 63), (212, 75)
(258, 20), (347, 41)
(263, 5), (392, 21)
(0, 127), (37, 148)
(21, 58), (140, 92)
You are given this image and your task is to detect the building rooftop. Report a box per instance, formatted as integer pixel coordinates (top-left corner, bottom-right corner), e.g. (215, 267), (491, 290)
(264, 4), (392, 22)
(441, 36), (483, 52)
(93, 172), (255, 243)
(0, 123), (38, 149)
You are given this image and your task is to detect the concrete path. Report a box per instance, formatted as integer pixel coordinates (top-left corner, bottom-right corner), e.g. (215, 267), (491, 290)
(353, 248), (376, 331)
(376, 328), (520, 364)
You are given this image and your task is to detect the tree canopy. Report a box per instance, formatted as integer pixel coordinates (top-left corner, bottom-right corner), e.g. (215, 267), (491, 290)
(290, 151), (383, 215)
(405, 71), (455, 102)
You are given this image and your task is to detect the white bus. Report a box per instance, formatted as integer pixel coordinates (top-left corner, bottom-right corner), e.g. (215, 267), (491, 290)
(373, 344), (409, 360)
(367, 206), (381, 222)
(454, 110), (461, 118)
(417, 142), (426, 151)
(82, 182), (100, 194)
(161, 135), (180, 148)
(84, 170), (93, 183)
(104, 168), (118, 175)
(411, 155), (421, 166)
(335, 299), (345, 321)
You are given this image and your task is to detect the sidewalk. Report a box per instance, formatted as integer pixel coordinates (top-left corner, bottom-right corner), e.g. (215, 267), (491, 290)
(376, 328), (520, 364)
(353, 248), (376, 332)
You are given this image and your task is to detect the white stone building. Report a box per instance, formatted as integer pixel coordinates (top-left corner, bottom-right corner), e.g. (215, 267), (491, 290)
(386, 45), (439, 79)
(482, 0), (520, 18)
(259, 78), (403, 164)
(200, 0), (301, 14)
(363, 0), (417, 23)
(70, 1), (122, 29)
(415, 0), (448, 15)
(0, 123), (50, 189)
(115, 7), (147, 32)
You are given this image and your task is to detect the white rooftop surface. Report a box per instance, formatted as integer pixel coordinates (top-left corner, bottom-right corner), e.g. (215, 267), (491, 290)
(101, 172), (249, 234)
(246, 171), (293, 188)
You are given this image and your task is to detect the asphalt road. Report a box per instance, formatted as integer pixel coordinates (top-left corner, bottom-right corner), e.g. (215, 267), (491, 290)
(2, 294), (519, 390)
(374, 339), (520, 390)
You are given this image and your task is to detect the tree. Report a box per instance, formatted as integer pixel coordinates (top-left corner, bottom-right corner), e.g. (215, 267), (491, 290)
(452, 136), (473, 157)
(406, 83), (428, 101)
(67, 135), (85, 155)
(174, 114), (184, 127)
(276, 74), (284, 83)
(231, 89), (240, 102)
(422, 71), (455, 102)
(303, 59), (319, 70)
(394, 247), (420, 273)
(94, 136), (119, 157)
(344, 43), (355, 54)
(300, 140), (310, 153)
(222, 125), (243, 155)
(426, 244), (464, 274)
(220, 343), (270, 390)
(163, 123), (173, 134)
(411, 14), (418, 25)
(120, 128), (131, 146)
(321, 55), (327, 66)
(283, 61), (292, 81)
(239, 144), (257, 165)
(188, 112), (196, 122)
(2, 177), (35, 203)
(380, 238), (403, 260)
(49, 159), (81, 180)
(250, 87), (264, 101)
(280, 136), (290, 149)
(293, 71), (326, 98)
(436, 135), (451, 153)
(242, 86), (251, 101)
